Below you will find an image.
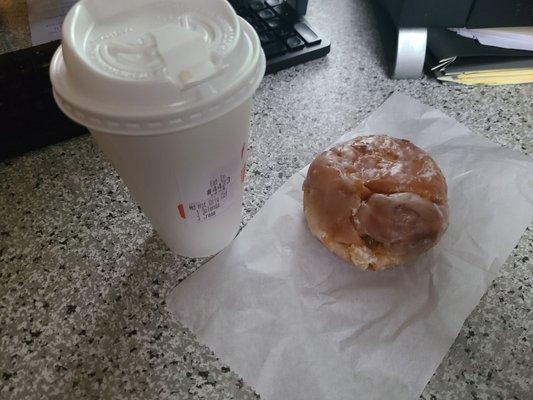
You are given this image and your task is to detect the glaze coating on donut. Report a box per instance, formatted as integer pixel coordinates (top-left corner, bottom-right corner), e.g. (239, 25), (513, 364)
(303, 135), (448, 270)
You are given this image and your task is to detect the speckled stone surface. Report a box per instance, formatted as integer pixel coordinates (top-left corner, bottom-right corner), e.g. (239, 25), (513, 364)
(1, 0), (532, 399)
(0, 0), (31, 52)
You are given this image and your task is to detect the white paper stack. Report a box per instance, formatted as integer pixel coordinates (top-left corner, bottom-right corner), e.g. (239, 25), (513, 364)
(27, 0), (77, 46)
(451, 27), (533, 52)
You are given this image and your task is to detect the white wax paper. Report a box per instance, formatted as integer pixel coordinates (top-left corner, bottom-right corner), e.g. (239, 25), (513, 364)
(167, 93), (533, 400)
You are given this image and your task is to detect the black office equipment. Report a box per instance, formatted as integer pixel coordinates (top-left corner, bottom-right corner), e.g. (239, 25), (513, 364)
(0, 0), (330, 160)
(373, 0), (533, 79)
(0, 40), (87, 161)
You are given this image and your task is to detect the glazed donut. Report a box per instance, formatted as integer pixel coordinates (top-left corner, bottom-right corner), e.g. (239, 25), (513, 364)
(302, 135), (448, 270)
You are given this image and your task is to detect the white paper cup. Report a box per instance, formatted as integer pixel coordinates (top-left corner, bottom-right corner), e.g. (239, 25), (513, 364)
(91, 98), (253, 257)
(50, 0), (265, 257)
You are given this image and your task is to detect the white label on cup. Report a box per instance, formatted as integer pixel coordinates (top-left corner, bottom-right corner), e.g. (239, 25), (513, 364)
(186, 171), (233, 222)
(176, 143), (247, 223)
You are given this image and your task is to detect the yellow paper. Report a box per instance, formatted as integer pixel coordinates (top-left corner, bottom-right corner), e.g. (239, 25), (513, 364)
(438, 73), (533, 86)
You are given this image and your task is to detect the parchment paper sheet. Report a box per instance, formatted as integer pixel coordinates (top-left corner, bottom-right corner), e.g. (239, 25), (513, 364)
(167, 93), (533, 400)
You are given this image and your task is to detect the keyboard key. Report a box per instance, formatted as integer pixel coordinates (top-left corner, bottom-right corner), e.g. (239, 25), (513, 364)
(228, 0), (245, 14)
(258, 31), (276, 44)
(251, 21), (267, 32)
(274, 26), (294, 38)
(249, 0), (266, 11)
(263, 41), (287, 58)
(257, 9), (275, 20)
(265, 18), (282, 29)
(273, 3), (294, 20)
(285, 36), (305, 51)
(243, 14), (256, 24)
(293, 22), (321, 46)
(266, 0), (283, 6)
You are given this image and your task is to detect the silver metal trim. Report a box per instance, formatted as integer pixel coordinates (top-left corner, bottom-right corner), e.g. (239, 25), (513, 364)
(392, 28), (428, 79)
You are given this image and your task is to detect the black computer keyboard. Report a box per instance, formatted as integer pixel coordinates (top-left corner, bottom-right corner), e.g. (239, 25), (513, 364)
(0, 40), (87, 161)
(229, 0), (330, 74)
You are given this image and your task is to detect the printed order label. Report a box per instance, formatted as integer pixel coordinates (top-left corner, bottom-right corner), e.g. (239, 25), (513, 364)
(177, 144), (247, 223)
(184, 172), (232, 223)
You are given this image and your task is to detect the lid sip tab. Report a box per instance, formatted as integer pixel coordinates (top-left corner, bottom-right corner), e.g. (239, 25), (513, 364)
(149, 23), (220, 89)
(50, 0), (265, 135)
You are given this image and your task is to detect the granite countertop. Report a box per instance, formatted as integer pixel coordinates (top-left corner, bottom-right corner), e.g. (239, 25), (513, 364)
(1, 0), (532, 399)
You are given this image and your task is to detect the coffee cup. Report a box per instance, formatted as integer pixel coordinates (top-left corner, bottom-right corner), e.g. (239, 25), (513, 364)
(50, 0), (265, 257)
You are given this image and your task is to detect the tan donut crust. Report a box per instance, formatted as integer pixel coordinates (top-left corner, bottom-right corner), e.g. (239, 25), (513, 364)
(303, 135), (448, 271)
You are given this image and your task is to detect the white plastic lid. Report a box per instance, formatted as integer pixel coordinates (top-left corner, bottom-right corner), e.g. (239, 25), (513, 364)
(50, 0), (265, 135)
